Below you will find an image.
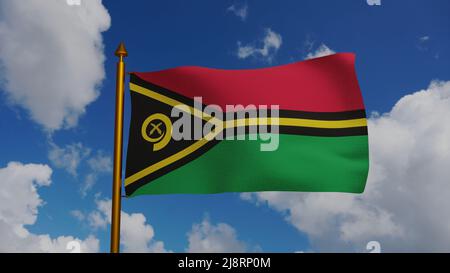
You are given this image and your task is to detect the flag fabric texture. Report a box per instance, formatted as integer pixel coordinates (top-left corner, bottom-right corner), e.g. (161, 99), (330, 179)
(124, 53), (369, 197)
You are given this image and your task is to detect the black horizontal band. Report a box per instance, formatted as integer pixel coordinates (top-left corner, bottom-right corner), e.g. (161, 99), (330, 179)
(279, 109), (366, 120)
(279, 126), (368, 137)
(219, 125), (368, 137)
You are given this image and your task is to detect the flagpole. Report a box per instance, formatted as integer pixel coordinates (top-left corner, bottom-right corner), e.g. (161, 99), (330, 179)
(110, 42), (128, 253)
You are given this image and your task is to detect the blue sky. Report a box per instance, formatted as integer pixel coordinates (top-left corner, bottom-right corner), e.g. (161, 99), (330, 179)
(1, 0), (450, 252)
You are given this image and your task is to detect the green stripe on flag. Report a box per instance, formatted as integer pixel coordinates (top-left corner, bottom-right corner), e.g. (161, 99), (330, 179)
(127, 134), (369, 196)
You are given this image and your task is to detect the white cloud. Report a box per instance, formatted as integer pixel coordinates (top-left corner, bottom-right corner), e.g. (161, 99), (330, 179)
(120, 210), (167, 253)
(48, 142), (91, 176)
(417, 36), (431, 52)
(0, 162), (99, 252)
(48, 141), (111, 197)
(243, 80), (450, 252)
(227, 3), (248, 21)
(88, 210), (108, 230)
(304, 44), (336, 60)
(86, 198), (168, 253)
(70, 210), (85, 221)
(87, 151), (112, 173)
(419, 36), (430, 42)
(187, 218), (247, 253)
(237, 28), (282, 62)
(35, 235), (99, 253)
(81, 151), (112, 196)
(84, 201), (249, 253)
(81, 173), (97, 197)
(0, 0), (111, 131)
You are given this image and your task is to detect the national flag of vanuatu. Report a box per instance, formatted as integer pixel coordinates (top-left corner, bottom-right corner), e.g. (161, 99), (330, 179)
(124, 53), (369, 197)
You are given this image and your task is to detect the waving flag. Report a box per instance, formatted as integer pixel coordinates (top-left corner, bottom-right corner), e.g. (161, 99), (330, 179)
(124, 53), (369, 197)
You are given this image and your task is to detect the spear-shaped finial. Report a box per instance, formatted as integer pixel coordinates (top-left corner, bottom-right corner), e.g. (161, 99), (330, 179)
(115, 42), (128, 58)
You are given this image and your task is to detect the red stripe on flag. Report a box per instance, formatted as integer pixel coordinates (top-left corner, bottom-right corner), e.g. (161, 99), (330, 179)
(132, 53), (364, 112)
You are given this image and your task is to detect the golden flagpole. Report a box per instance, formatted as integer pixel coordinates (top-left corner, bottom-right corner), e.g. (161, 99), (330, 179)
(111, 42), (128, 253)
